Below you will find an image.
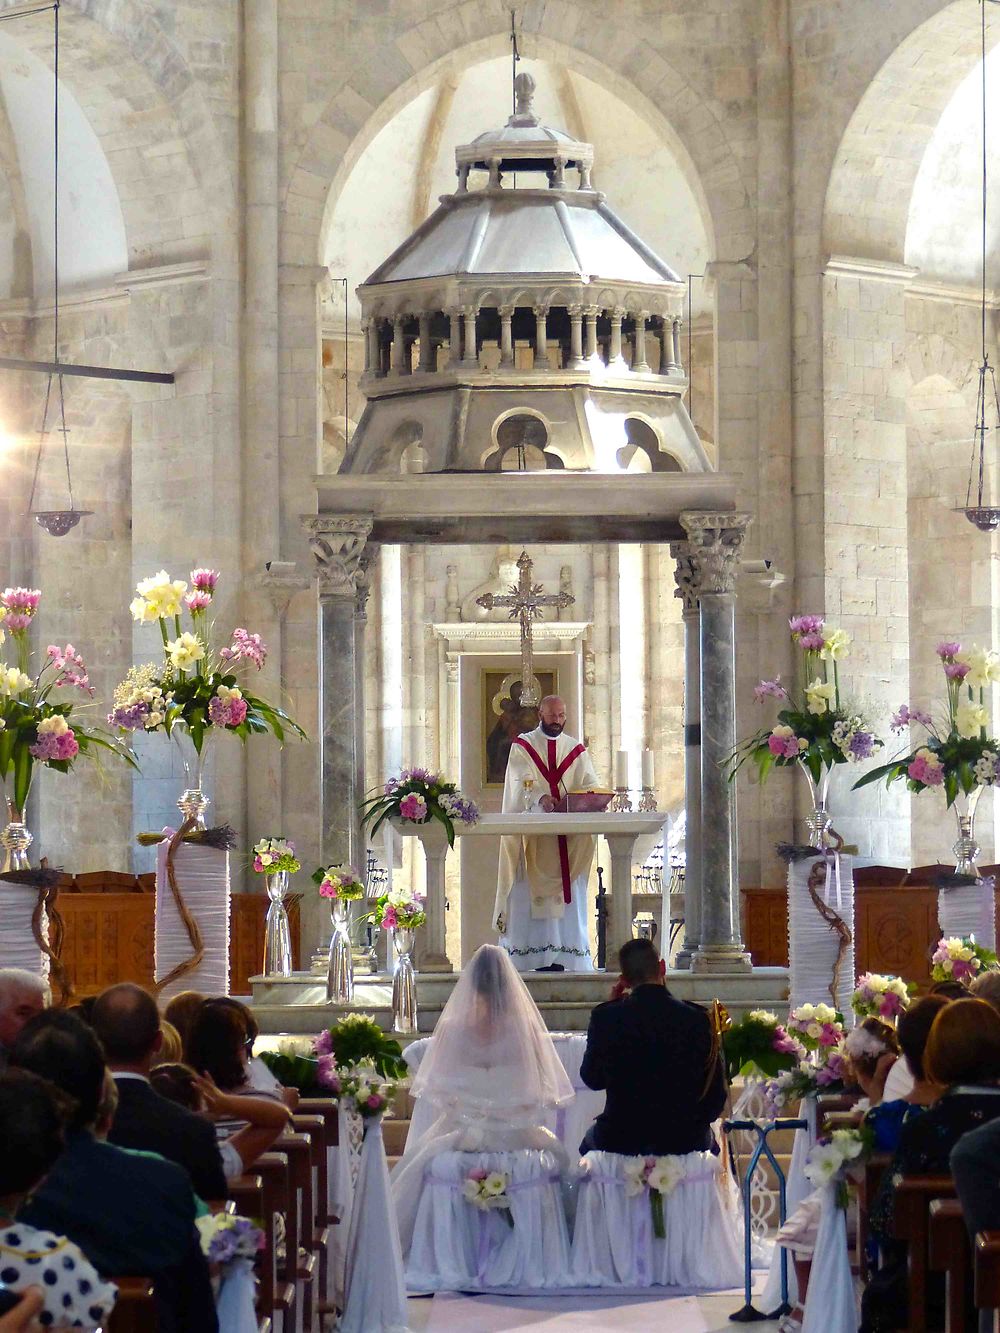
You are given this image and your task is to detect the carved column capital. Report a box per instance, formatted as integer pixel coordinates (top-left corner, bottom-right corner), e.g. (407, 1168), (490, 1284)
(302, 514), (374, 600)
(669, 541), (699, 615)
(678, 512), (753, 596)
(254, 561), (310, 620)
(354, 546), (377, 620)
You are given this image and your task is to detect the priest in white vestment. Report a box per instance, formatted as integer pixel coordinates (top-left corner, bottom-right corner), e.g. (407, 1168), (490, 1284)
(495, 696), (600, 972)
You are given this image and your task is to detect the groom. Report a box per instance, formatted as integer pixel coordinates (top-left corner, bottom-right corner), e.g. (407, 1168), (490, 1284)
(579, 939), (727, 1155)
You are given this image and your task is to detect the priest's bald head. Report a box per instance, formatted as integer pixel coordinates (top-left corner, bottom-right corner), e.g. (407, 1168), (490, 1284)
(538, 695), (567, 737)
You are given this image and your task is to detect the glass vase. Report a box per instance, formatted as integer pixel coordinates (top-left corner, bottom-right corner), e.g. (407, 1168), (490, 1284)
(798, 762), (833, 848)
(391, 926), (418, 1035)
(174, 729), (211, 830)
(326, 898), (355, 1003)
(952, 785), (984, 880)
(1, 795), (32, 874)
(263, 870), (293, 976)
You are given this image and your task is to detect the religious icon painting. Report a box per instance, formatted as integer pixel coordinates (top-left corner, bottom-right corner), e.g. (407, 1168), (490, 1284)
(481, 667), (558, 787)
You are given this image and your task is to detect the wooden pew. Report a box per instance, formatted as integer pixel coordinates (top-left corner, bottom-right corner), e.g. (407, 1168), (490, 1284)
(975, 1231), (1000, 1329)
(255, 1151), (296, 1333)
(894, 1173), (957, 1333)
(929, 1197), (971, 1333)
(296, 1098), (341, 1318)
(292, 1114), (331, 1308)
(857, 1151), (893, 1278)
(276, 1131), (317, 1333)
(105, 1277), (155, 1333)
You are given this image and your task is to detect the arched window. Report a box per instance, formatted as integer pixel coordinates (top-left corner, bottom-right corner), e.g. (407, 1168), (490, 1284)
(483, 413), (564, 471)
(617, 417), (682, 472)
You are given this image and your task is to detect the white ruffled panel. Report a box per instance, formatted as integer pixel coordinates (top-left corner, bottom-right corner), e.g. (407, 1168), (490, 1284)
(405, 1149), (572, 1292)
(340, 1116), (409, 1333)
(938, 875), (997, 953)
(154, 837), (230, 999)
(788, 855), (855, 1020)
(571, 1150), (744, 1290)
(0, 882), (46, 975)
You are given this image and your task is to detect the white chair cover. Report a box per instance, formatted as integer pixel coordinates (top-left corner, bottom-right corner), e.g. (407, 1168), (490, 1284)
(340, 1114), (410, 1333)
(801, 1184), (856, 1333)
(154, 834), (230, 998)
(760, 1096), (819, 1310)
(571, 1150), (743, 1289)
(216, 1257), (257, 1333)
(405, 1149), (572, 1292)
(787, 854), (855, 1019)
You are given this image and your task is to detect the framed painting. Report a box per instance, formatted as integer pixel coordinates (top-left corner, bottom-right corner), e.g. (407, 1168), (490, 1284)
(481, 667), (558, 788)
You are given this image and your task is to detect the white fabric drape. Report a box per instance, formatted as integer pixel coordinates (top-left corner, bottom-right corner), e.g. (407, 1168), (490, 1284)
(154, 834), (230, 998)
(801, 1184), (856, 1333)
(788, 855), (855, 1019)
(938, 874), (996, 952)
(340, 1115), (410, 1333)
(571, 1150), (743, 1289)
(215, 1257), (257, 1333)
(760, 1096), (819, 1310)
(329, 1102), (363, 1307)
(0, 881), (46, 975)
(405, 1149), (572, 1292)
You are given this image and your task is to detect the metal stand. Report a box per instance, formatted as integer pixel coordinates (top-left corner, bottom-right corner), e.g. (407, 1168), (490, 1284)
(723, 1116), (807, 1322)
(595, 864), (608, 970)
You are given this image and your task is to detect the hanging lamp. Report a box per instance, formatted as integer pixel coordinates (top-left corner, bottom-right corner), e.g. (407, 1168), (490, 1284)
(26, 1), (91, 536)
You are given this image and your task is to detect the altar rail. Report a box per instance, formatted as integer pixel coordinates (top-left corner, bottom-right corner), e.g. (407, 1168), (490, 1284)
(742, 864), (1000, 984)
(50, 875), (302, 998)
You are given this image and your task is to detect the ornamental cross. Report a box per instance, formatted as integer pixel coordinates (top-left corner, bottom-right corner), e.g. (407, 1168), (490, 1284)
(476, 550), (574, 706)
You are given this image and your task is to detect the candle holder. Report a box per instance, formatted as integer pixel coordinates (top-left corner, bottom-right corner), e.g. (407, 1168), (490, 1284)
(638, 786), (658, 813)
(609, 785), (633, 813)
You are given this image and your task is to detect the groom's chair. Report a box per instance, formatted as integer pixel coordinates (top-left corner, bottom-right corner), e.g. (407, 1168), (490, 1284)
(571, 1149), (744, 1289)
(405, 1148), (572, 1291)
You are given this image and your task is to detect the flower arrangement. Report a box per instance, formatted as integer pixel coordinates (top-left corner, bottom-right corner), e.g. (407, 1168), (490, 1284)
(252, 837), (300, 875)
(361, 767), (480, 848)
(855, 642), (1000, 807)
(464, 1168), (514, 1227)
(722, 1009), (805, 1081)
(730, 615), (881, 786)
(763, 1048), (849, 1118)
(622, 1155), (687, 1239)
(331, 1060), (397, 1119)
(313, 1012), (408, 1081)
(109, 568), (305, 757)
(931, 936), (998, 984)
(0, 587), (136, 816)
(804, 1125), (873, 1207)
(371, 886), (426, 931)
(786, 1002), (845, 1053)
(851, 972), (910, 1021)
(196, 1212), (266, 1265)
(255, 1041), (324, 1095)
(312, 864), (366, 901)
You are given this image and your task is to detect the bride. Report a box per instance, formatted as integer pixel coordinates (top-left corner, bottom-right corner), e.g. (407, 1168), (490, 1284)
(391, 944), (575, 1288)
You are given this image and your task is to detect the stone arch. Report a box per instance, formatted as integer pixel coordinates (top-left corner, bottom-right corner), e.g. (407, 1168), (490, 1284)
(617, 416), (683, 473)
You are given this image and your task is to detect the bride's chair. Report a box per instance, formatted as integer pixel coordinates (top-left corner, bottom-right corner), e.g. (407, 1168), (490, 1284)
(405, 1148), (573, 1291)
(571, 1149), (744, 1289)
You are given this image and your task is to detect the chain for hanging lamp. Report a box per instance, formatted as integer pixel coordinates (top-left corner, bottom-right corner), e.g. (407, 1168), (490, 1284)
(25, 2), (91, 536)
(957, 0), (1000, 530)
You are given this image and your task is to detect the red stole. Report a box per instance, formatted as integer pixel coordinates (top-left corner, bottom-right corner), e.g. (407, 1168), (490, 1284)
(511, 735), (586, 903)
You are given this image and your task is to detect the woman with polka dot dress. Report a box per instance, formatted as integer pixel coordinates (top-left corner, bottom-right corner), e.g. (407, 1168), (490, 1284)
(0, 1071), (116, 1331)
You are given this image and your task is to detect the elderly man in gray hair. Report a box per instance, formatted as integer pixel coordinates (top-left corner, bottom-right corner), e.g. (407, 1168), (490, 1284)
(0, 969), (49, 1071)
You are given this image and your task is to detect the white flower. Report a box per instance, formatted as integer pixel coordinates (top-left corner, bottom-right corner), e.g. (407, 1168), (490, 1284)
(957, 646), (1000, 689)
(136, 571), (187, 619)
(806, 1022), (823, 1041)
(623, 1160), (647, 1197)
(0, 666), (32, 695)
(830, 1129), (865, 1161)
(216, 684), (242, 703)
(37, 714), (69, 737)
(805, 678), (837, 716)
(812, 1003), (837, 1024)
(804, 1142), (844, 1187)
(463, 1179), (483, 1205)
(130, 595), (160, 624)
(747, 1009), (778, 1024)
(974, 751), (1000, 785)
(820, 628), (852, 661)
(647, 1157), (685, 1196)
(166, 632), (205, 671)
(483, 1172), (508, 1198)
(956, 702), (989, 740)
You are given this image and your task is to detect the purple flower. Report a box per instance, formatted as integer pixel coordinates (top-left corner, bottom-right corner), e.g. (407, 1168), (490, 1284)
(753, 677), (788, 703)
(789, 615), (825, 636)
(190, 568), (220, 593)
(313, 1029), (333, 1056)
(798, 633), (826, 652)
(220, 627), (267, 670)
(401, 766), (435, 784)
(891, 704), (932, 732)
(944, 662), (971, 681)
(937, 641), (962, 659)
(849, 731), (876, 761)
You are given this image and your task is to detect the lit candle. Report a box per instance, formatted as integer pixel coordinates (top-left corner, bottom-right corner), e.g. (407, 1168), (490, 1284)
(641, 748), (654, 788)
(614, 749), (629, 788)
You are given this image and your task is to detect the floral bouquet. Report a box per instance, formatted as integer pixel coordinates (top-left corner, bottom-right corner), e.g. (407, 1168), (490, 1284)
(109, 568), (305, 757)
(855, 642), (1000, 807)
(464, 1168), (514, 1227)
(763, 1048), (849, 1118)
(0, 587), (136, 819)
(623, 1155), (687, 1239)
(313, 1012), (408, 1081)
(327, 1059), (397, 1119)
(255, 1040), (324, 1096)
(312, 864), (366, 901)
(196, 1212), (266, 1266)
(729, 615), (881, 786)
(371, 886), (426, 931)
(787, 1002), (845, 1053)
(723, 1009), (805, 1081)
(851, 972), (910, 1021)
(931, 936), (997, 984)
(361, 767), (479, 848)
(804, 1125), (873, 1208)
(252, 837), (300, 875)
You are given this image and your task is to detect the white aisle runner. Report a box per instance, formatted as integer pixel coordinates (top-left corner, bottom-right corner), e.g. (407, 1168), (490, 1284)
(420, 1289), (749, 1332)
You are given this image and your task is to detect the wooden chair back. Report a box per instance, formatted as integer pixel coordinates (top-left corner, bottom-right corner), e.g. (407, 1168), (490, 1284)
(929, 1197), (971, 1333)
(893, 1173), (957, 1333)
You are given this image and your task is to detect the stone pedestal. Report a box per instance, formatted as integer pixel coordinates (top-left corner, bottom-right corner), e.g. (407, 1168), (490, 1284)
(391, 818), (453, 972)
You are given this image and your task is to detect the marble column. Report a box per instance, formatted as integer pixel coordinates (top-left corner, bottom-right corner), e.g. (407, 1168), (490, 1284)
(584, 306), (599, 362)
(568, 305), (586, 368)
(533, 306), (549, 367)
(448, 309), (462, 367)
(608, 307), (626, 368)
(679, 511), (753, 974)
(462, 306), (478, 367)
(671, 317), (683, 374)
(392, 316), (409, 374)
(417, 313), (433, 372)
(633, 312), (650, 372)
(302, 515), (374, 947)
(670, 542), (701, 969)
(499, 305), (514, 369)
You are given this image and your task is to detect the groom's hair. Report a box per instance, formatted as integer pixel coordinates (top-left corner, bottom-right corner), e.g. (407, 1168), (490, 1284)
(618, 939), (660, 986)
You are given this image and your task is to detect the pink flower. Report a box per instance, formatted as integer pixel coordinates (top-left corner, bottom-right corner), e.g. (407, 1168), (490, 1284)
(220, 627), (267, 670)
(208, 694), (248, 728)
(944, 662), (971, 681)
(908, 755), (944, 786)
(46, 644), (93, 695)
(252, 855), (265, 872)
(798, 633), (826, 651)
(185, 590), (212, 613)
(316, 1053), (340, 1094)
(768, 729), (801, 759)
(190, 568), (220, 593)
(754, 677), (788, 703)
(4, 613), (30, 632)
(381, 906), (398, 929)
(789, 615), (825, 636)
(30, 728), (79, 762)
(399, 792), (428, 822)
(468, 1168), (489, 1182)
(314, 1029), (333, 1056)
(937, 641), (962, 659)
(819, 1025), (841, 1047)
(772, 1025), (804, 1057)
(366, 1095), (382, 1110)
(878, 991), (906, 1019)
(1, 587), (41, 614)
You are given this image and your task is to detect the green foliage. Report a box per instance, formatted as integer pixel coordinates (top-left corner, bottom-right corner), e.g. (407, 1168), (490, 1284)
(321, 1014), (408, 1081)
(255, 1049), (324, 1095)
(722, 1011), (800, 1081)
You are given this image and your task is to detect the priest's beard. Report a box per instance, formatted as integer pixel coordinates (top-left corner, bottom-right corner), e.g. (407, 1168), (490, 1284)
(540, 721), (564, 736)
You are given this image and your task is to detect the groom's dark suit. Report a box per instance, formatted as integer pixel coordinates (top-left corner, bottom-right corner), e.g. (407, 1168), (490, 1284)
(580, 983), (726, 1156)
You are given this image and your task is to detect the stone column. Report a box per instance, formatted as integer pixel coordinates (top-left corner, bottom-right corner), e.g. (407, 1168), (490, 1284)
(461, 305), (478, 367)
(361, 317), (373, 375)
(533, 305), (549, 367)
(392, 316), (409, 374)
(671, 317), (683, 374)
(417, 312), (433, 372)
(633, 312), (650, 372)
(679, 511), (753, 974)
(448, 309), (462, 367)
(584, 306), (599, 361)
(568, 305), (585, 368)
(608, 307), (626, 368)
(499, 305), (514, 368)
(302, 515), (374, 934)
(670, 542), (702, 969)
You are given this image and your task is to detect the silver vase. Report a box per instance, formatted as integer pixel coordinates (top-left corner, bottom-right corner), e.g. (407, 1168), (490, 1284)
(953, 785), (984, 879)
(174, 729), (210, 830)
(263, 870), (292, 976)
(798, 762), (833, 848)
(326, 898), (355, 1003)
(391, 926), (418, 1035)
(1, 797), (32, 874)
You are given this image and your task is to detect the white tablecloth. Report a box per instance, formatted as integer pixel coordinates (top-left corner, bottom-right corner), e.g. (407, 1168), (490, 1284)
(403, 1032), (605, 1155)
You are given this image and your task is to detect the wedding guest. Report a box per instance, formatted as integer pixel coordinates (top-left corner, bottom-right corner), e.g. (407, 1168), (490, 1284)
(162, 989), (205, 1057)
(187, 998), (295, 1109)
(969, 969), (1000, 1013)
(861, 998), (1000, 1333)
(91, 983), (228, 1202)
(579, 938), (725, 1155)
(158, 1019), (183, 1063)
(0, 1289), (43, 1332)
(0, 970), (47, 1072)
(0, 1069), (117, 1332)
(150, 1062), (290, 1178)
(10, 1009), (219, 1333)
(845, 1017), (900, 1106)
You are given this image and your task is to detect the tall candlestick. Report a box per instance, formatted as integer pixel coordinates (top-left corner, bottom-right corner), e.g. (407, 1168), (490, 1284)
(641, 748), (654, 788)
(614, 749), (629, 789)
